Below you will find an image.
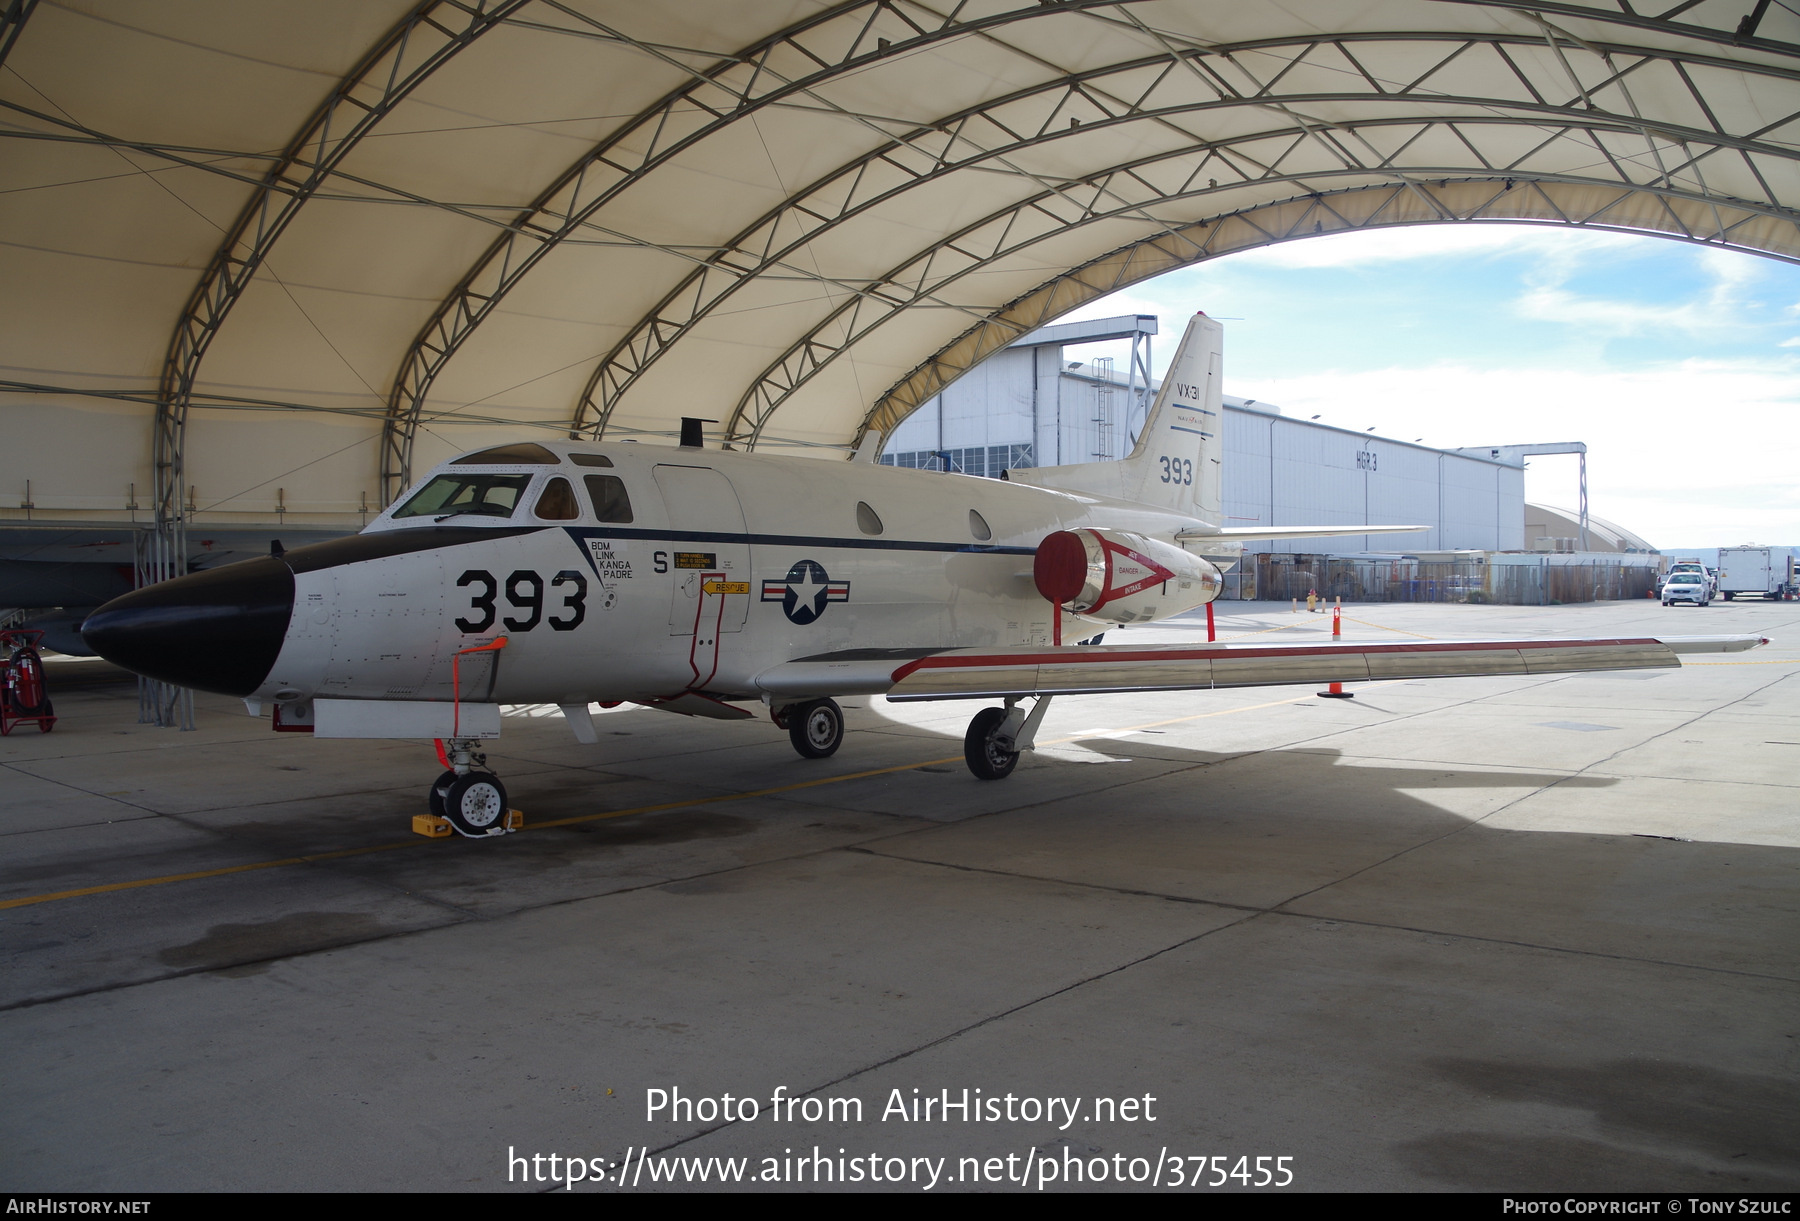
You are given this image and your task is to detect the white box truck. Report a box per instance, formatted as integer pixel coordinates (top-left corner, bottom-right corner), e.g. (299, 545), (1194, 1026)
(1717, 546), (1794, 601)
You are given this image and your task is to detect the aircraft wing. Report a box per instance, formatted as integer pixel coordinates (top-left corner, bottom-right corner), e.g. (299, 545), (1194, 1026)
(754, 634), (1766, 703)
(1178, 524), (1430, 543)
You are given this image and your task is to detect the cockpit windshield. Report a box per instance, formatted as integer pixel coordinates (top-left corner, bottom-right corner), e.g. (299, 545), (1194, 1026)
(391, 472), (533, 521)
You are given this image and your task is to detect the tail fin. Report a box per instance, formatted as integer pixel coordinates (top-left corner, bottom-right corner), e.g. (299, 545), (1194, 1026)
(1011, 312), (1222, 523)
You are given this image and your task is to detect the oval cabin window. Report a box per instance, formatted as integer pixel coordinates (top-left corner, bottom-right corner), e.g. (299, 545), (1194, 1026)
(968, 509), (992, 541)
(856, 501), (884, 536)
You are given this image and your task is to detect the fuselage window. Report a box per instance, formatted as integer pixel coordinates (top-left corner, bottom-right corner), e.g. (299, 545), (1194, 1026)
(856, 501), (884, 536)
(534, 476), (579, 521)
(391, 472), (532, 520)
(585, 474), (634, 523)
(969, 509), (992, 541)
(570, 453), (614, 467)
(450, 442), (558, 465)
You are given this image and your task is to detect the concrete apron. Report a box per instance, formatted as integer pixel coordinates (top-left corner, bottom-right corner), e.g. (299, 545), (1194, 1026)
(2, 599), (1796, 1191)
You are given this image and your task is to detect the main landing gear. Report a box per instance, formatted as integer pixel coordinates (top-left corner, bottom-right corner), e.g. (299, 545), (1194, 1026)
(429, 738), (511, 838)
(779, 697), (844, 759)
(772, 694), (1049, 780)
(963, 696), (1052, 781)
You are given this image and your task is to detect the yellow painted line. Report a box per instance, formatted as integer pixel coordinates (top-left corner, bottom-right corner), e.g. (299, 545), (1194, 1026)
(0, 694), (1318, 911)
(1217, 613), (1434, 642)
(523, 755), (969, 830)
(1339, 615), (1437, 640)
(1682, 659), (1800, 665)
(1219, 619), (1328, 641)
(1038, 693), (1318, 739)
(0, 842), (418, 911)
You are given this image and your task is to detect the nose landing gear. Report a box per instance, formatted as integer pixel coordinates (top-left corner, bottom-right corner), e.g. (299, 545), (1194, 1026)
(425, 739), (515, 837)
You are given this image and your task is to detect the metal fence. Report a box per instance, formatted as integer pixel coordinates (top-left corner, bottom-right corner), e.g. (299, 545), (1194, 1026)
(1237, 555), (1660, 606)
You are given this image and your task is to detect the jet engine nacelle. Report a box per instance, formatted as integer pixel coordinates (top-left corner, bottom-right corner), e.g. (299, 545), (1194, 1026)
(1032, 527), (1222, 625)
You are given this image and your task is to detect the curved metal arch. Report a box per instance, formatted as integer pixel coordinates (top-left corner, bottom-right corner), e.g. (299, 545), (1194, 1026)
(376, 0), (1133, 502)
(726, 168), (1796, 448)
(152, 0), (531, 530)
(1432, 0), (1800, 59)
(571, 31), (1800, 440)
(0, 0), (39, 70)
(851, 178), (1800, 448)
(721, 118), (1800, 449)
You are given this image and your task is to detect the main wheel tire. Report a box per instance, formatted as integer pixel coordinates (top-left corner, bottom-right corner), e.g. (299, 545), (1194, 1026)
(442, 771), (508, 836)
(788, 698), (843, 759)
(427, 769), (458, 819)
(964, 707), (1019, 780)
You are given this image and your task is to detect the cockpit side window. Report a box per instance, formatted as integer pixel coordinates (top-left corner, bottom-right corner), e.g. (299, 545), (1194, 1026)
(534, 476), (579, 521)
(391, 473), (532, 520)
(584, 474), (634, 523)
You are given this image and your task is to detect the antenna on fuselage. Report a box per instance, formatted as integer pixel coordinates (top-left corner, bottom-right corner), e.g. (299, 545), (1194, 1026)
(679, 417), (716, 448)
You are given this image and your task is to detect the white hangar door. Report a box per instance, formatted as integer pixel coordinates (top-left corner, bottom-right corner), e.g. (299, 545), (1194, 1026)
(652, 464), (752, 691)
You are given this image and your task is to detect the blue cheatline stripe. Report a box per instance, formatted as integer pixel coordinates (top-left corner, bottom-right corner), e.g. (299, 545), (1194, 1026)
(559, 526), (1036, 577)
(288, 524), (1033, 579)
(1168, 425), (1214, 438)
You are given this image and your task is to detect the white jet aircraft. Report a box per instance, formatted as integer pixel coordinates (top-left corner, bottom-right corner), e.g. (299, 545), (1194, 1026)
(83, 313), (1763, 836)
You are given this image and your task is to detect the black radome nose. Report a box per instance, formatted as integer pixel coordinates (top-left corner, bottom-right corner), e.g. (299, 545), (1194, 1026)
(82, 556), (296, 697)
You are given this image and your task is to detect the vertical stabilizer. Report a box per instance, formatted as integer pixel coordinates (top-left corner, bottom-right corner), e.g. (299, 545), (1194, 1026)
(1011, 312), (1223, 522)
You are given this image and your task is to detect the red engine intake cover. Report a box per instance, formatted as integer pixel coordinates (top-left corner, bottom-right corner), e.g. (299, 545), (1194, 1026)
(1033, 531), (1089, 605)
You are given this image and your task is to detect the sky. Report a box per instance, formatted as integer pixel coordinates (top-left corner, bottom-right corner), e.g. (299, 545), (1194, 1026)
(1055, 224), (1800, 553)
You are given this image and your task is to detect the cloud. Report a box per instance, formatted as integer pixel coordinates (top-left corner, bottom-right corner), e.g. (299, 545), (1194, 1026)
(1207, 222), (1648, 269)
(1509, 239), (1770, 335)
(1512, 285), (1713, 332)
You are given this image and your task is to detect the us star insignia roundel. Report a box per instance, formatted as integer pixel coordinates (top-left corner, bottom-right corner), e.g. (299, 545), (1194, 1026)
(761, 559), (851, 625)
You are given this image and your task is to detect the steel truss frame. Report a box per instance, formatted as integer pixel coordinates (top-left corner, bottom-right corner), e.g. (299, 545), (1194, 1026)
(82, 0), (1796, 507)
(559, 33), (1800, 447)
(0, 0), (38, 69)
(377, 0), (1139, 502)
(850, 173), (1800, 451)
(151, 0), (533, 538)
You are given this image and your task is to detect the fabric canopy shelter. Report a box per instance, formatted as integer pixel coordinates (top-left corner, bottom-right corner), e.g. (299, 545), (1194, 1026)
(2, 0), (1795, 533)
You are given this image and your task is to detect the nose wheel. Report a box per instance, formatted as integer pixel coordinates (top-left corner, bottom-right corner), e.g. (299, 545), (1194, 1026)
(426, 739), (513, 837)
(440, 771), (510, 837)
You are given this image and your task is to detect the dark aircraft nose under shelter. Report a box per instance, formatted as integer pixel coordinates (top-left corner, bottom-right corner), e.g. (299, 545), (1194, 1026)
(2, 0), (1797, 596)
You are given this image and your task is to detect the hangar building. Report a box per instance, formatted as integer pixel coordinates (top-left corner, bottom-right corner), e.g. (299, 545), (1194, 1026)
(882, 315), (1525, 554)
